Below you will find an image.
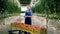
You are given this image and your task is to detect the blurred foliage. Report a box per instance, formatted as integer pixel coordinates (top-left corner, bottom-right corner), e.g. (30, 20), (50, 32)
(31, 0), (60, 19)
(19, 0), (31, 5)
(0, 0), (21, 19)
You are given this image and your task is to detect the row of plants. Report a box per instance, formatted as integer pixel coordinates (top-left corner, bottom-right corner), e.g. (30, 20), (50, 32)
(0, 0), (21, 19)
(31, 0), (60, 19)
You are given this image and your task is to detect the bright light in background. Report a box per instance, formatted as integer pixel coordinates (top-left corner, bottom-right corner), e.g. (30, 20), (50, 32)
(20, 6), (27, 16)
(21, 6), (27, 11)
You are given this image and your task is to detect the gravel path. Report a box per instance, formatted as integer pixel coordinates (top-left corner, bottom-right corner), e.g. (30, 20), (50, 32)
(0, 15), (60, 34)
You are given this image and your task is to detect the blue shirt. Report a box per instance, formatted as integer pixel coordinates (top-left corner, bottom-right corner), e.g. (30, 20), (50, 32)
(25, 9), (33, 17)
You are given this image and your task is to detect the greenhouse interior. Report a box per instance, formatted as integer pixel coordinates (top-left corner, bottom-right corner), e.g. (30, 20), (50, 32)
(0, 0), (60, 34)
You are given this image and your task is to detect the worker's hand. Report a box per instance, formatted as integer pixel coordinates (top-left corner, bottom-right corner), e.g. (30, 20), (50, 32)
(24, 16), (32, 18)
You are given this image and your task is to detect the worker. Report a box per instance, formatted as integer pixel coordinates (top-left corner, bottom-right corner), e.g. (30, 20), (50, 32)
(24, 5), (33, 34)
(25, 5), (33, 25)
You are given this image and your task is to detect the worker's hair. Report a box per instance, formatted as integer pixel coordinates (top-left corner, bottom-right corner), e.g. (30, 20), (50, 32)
(26, 5), (31, 9)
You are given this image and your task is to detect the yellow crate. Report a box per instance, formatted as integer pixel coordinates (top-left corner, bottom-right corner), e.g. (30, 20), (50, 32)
(11, 22), (46, 34)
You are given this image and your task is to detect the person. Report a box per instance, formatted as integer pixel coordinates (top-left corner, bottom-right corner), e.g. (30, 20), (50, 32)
(24, 5), (33, 34)
(25, 5), (33, 25)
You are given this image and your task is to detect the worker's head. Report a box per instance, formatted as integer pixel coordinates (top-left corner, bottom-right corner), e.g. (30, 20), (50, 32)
(26, 5), (31, 10)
